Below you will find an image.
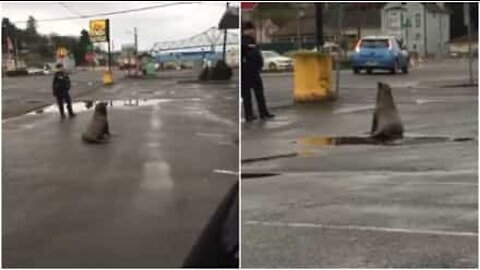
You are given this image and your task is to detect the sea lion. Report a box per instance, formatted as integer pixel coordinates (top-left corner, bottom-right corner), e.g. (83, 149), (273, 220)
(371, 82), (404, 141)
(81, 102), (110, 144)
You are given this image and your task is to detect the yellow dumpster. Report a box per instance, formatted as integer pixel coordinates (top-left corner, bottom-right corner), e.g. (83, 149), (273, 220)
(102, 70), (113, 86)
(292, 51), (333, 102)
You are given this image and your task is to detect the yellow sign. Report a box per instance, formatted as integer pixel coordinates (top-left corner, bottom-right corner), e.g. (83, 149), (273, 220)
(89, 19), (109, 43)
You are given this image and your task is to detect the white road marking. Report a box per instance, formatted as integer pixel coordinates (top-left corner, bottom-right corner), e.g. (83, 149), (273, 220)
(333, 105), (375, 114)
(213, 169), (238, 175)
(196, 132), (229, 139)
(261, 169), (477, 178)
(141, 103), (173, 190)
(2, 84), (19, 90)
(3, 115), (56, 130)
(141, 161), (173, 191)
(415, 98), (445, 105)
(245, 220), (478, 237)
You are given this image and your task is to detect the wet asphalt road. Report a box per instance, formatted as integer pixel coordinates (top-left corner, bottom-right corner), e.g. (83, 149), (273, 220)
(256, 58), (478, 109)
(2, 69), (200, 119)
(241, 58), (478, 268)
(3, 70), (238, 267)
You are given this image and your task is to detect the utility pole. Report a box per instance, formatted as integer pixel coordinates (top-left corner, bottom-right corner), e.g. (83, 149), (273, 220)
(106, 19), (111, 72)
(13, 36), (19, 70)
(335, 4), (344, 100)
(222, 2), (229, 61)
(465, 3), (474, 85)
(134, 27), (138, 56)
(111, 39), (115, 68)
(423, 6), (427, 56)
(315, 3), (324, 51)
(107, 39), (112, 71)
(438, 13), (442, 59)
(405, 17), (410, 49)
(258, 8), (263, 44)
(296, 5), (302, 50)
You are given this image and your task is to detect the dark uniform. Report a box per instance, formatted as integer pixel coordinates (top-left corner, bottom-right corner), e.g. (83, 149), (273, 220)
(52, 70), (75, 118)
(241, 34), (273, 121)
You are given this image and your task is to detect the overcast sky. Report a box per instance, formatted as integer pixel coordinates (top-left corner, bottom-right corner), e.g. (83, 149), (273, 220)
(2, 1), (236, 51)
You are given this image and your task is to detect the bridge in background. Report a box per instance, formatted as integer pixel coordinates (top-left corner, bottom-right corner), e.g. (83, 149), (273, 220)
(150, 27), (239, 63)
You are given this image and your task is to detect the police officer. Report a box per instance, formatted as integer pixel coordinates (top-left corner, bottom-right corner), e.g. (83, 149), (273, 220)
(241, 21), (274, 122)
(52, 63), (75, 119)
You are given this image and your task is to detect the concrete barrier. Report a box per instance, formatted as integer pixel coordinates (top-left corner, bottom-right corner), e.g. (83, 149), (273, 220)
(102, 70), (113, 86)
(292, 52), (333, 102)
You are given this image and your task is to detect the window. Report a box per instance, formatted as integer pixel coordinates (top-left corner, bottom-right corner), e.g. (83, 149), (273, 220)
(416, 13), (421, 28)
(261, 51), (280, 58)
(387, 11), (401, 29)
(275, 37), (291, 43)
(304, 36), (316, 43)
(360, 39), (389, 49)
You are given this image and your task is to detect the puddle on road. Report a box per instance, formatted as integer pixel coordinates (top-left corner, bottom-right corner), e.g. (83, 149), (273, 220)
(25, 98), (178, 116)
(242, 135), (475, 165)
(297, 135), (475, 147)
(242, 153), (298, 164)
(440, 83), (478, 88)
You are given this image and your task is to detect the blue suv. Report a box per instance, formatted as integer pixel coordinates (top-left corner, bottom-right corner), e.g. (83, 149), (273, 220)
(351, 36), (409, 75)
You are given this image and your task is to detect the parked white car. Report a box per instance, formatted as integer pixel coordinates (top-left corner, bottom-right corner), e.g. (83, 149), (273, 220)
(311, 42), (355, 60)
(261, 50), (293, 71)
(27, 67), (49, 75)
(27, 63), (52, 75)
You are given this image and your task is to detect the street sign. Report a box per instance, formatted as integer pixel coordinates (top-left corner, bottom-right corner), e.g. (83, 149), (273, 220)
(89, 19), (110, 43)
(241, 2), (257, 11)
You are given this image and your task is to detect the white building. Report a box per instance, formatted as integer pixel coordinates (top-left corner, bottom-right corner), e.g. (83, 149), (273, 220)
(382, 3), (450, 57)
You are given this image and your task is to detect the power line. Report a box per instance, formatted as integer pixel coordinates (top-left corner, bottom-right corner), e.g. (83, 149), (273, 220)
(58, 2), (84, 17)
(13, 2), (201, 24)
(57, 2), (86, 29)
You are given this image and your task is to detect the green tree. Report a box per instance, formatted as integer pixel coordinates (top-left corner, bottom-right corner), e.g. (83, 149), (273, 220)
(50, 34), (78, 59)
(26, 16), (37, 36)
(37, 34), (53, 58)
(73, 29), (91, 64)
(2, 17), (19, 52)
(251, 3), (298, 28)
